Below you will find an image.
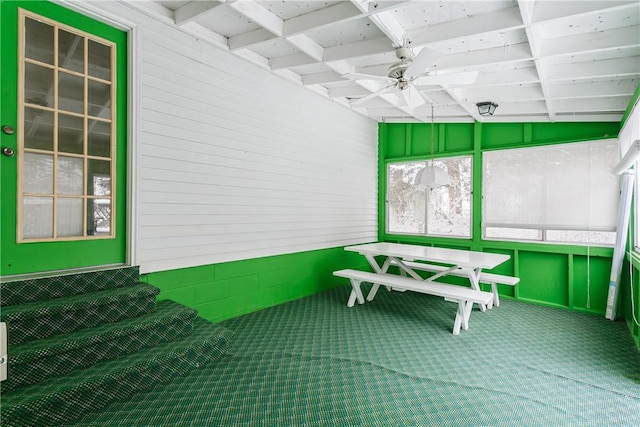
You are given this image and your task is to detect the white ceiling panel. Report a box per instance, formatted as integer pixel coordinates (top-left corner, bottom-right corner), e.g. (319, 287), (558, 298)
(137, 0), (640, 123)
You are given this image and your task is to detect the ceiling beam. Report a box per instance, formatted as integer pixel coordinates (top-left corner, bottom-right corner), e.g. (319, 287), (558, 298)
(472, 67), (540, 87)
(456, 84), (545, 103)
(174, 1), (224, 26)
(408, 7), (524, 46)
(549, 80), (639, 98)
(284, 2), (362, 35)
(228, 28), (274, 51)
(179, 21), (228, 49)
(531, 1), (638, 24)
(435, 43), (533, 71)
(228, 1), (284, 36)
(327, 86), (373, 98)
(269, 52), (316, 70)
(540, 25), (640, 58)
(546, 57), (640, 80)
(229, 1), (409, 51)
(285, 34), (324, 62)
(553, 96), (630, 112)
(518, 0), (556, 121)
(301, 71), (343, 85)
(324, 37), (395, 62)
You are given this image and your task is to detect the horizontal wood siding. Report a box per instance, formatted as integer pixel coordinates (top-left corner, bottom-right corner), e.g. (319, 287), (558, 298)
(107, 8), (379, 273)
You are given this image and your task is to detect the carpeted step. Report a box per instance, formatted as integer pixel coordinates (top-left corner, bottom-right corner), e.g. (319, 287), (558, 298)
(0, 266), (141, 307)
(0, 317), (234, 427)
(1, 283), (160, 345)
(2, 300), (197, 393)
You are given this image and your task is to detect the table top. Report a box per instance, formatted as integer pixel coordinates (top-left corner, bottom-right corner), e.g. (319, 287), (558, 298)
(344, 242), (510, 270)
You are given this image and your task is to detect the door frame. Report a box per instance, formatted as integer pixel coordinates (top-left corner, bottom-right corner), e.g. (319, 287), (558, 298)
(0, 0), (139, 277)
(55, 0), (141, 272)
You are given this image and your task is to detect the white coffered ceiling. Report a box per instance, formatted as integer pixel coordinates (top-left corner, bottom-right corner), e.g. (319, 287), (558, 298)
(133, 0), (640, 123)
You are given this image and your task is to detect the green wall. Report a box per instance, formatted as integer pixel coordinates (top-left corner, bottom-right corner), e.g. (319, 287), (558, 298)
(624, 254), (640, 350)
(140, 247), (369, 323)
(379, 121), (620, 316)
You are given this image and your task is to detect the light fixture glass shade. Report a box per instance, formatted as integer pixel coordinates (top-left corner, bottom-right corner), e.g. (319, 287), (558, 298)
(414, 164), (451, 189)
(477, 101), (498, 116)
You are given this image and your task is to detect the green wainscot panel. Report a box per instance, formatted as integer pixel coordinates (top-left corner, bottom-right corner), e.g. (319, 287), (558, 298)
(481, 123), (526, 149)
(531, 122), (619, 145)
(142, 246), (362, 323)
(518, 251), (569, 307)
(481, 247), (517, 298)
(410, 124), (438, 156)
(444, 123), (474, 152)
(382, 124), (409, 158)
(572, 255), (612, 314)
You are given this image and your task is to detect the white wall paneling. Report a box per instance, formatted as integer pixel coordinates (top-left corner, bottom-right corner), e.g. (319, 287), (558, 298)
(79, 1), (379, 273)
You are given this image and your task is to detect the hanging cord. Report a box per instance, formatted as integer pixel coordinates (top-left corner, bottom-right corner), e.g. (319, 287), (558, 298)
(429, 103), (435, 167)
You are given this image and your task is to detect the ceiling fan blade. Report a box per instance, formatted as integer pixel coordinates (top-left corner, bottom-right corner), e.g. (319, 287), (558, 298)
(351, 84), (397, 106)
(404, 47), (443, 79)
(342, 72), (395, 82)
(401, 86), (426, 108)
(414, 71), (479, 87)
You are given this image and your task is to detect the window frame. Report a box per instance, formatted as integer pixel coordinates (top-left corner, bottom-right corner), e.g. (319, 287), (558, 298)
(385, 155), (473, 239)
(481, 139), (619, 247)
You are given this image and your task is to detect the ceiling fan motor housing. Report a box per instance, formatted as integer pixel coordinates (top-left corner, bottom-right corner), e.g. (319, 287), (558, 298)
(388, 62), (410, 81)
(395, 47), (413, 61)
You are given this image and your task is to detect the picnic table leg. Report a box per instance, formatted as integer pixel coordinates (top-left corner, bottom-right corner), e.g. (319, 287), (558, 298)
(366, 283), (380, 301)
(452, 300), (474, 335)
(490, 282), (500, 307)
(347, 279), (366, 307)
(453, 300), (465, 335)
(466, 268), (487, 312)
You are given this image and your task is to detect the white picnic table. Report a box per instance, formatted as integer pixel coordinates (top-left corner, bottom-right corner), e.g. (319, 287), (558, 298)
(336, 242), (512, 334)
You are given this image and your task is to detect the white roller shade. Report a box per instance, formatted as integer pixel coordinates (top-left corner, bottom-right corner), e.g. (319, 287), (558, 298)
(483, 139), (619, 231)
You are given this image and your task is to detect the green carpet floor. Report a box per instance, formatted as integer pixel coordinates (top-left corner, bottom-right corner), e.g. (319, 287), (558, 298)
(67, 286), (640, 426)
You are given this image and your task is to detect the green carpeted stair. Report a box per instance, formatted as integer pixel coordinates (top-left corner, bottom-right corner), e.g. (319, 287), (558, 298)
(0, 266), (233, 427)
(1, 283), (160, 345)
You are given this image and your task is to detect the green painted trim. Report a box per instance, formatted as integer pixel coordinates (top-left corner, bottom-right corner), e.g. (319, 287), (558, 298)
(619, 83), (640, 131)
(568, 253), (574, 309)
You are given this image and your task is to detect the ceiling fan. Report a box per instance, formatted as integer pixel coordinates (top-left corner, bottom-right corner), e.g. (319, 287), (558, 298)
(343, 42), (478, 108)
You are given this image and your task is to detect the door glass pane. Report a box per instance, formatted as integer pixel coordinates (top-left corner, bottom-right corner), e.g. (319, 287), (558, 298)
(23, 197), (53, 238)
(88, 80), (111, 119)
(57, 156), (84, 195)
(24, 63), (53, 107)
(25, 17), (54, 64)
(88, 119), (110, 157)
(24, 107), (54, 150)
(23, 152), (53, 194)
(57, 198), (83, 237)
(19, 11), (116, 242)
(58, 71), (84, 113)
(88, 159), (111, 196)
(88, 40), (111, 81)
(88, 198), (111, 235)
(58, 29), (84, 73)
(58, 113), (84, 154)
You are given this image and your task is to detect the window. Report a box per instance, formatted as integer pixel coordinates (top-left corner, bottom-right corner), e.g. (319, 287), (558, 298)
(386, 156), (472, 238)
(19, 12), (115, 241)
(483, 139), (619, 246)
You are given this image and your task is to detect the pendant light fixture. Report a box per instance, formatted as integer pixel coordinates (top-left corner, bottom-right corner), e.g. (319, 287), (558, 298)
(414, 104), (450, 188)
